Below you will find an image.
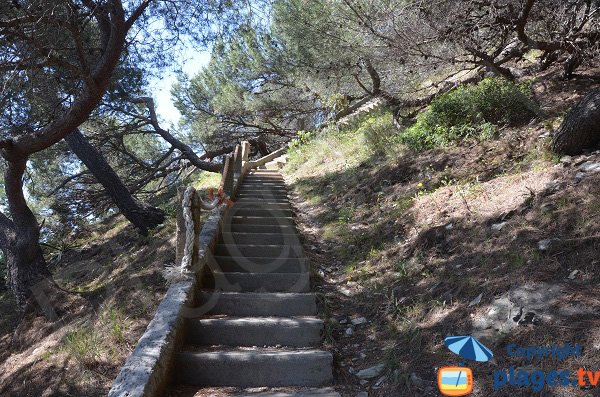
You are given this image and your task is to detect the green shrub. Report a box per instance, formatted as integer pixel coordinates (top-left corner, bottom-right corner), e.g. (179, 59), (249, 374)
(356, 110), (396, 155)
(400, 78), (539, 151)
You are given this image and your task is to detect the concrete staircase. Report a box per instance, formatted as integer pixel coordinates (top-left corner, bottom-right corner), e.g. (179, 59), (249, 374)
(172, 169), (338, 396)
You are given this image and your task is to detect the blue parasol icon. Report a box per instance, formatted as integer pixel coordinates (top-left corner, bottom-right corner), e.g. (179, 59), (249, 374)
(444, 335), (493, 362)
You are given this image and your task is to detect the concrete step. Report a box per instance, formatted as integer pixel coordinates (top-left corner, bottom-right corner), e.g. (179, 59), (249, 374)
(229, 216), (295, 226)
(238, 189), (289, 196)
(212, 272), (310, 292)
(175, 349), (333, 387)
(187, 317), (323, 347)
(236, 193), (290, 200)
(233, 203), (292, 210)
(220, 232), (300, 245)
(234, 199), (292, 206)
(243, 175), (285, 181)
(212, 256), (308, 273)
(239, 185), (287, 190)
(222, 224), (298, 234)
(196, 292), (317, 316)
(241, 185), (287, 191)
(234, 390), (341, 397)
(231, 208), (294, 218)
(215, 244), (305, 258)
(248, 170), (283, 175)
(242, 181), (285, 187)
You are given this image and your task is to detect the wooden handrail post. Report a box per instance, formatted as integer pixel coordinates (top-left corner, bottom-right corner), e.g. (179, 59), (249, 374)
(190, 191), (203, 273)
(241, 141), (250, 162)
(175, 186), (186, 268)
(222, 154), (235, 196)
(220, 154), (235, 196)
(233, 144), (242, 181)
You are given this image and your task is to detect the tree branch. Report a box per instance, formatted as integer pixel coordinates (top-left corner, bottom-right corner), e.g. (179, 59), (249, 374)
(132, 97), (226, 173)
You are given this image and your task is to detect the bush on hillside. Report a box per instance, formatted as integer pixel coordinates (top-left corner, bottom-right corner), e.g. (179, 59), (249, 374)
(356, 111), (396, 155)
(400, 78), (539, 151)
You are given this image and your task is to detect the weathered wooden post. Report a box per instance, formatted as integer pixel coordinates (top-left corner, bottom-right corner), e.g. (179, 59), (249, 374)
(222, 154), (235, 196)
(190, 191), (203, 273)
(175, 186), (186, 268)
(233, 144), (242, 183)
(240, 140), (250, 174)
(241, 141), (250, 162)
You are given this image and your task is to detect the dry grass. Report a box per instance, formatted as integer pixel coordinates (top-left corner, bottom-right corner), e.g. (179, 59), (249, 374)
(0, 215), (175, 397)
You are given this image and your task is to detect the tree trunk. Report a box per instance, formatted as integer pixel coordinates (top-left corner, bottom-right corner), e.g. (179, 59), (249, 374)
(552, 88), (600, 155)
(1, 160), (51, 309)
(64, 129), (165, 235)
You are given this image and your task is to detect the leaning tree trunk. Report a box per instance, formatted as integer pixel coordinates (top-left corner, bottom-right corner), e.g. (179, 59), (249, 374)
(1, 160), (52, 309)
(552, 88), (600, 155)
(64, 129), (165, 235)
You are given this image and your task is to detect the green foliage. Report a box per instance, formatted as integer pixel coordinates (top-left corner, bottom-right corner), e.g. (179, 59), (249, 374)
(288, 130), (315, 150)
(63, 328), (101, 365)
(356, 110), (396, 155)
(400, 78), (539, 150)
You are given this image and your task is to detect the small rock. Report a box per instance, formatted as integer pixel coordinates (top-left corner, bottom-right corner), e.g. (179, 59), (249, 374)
(351, 317), (368, 326)
(410, 372), (425, 388)
(540, 203), (555, 214)
(568, 270), (579, 279)
(358, 383), (368, 388)
(575, 172), (585, 183)
(543, 180), (561, 194)
(340, 318), (348, 324)
(538, 239), (555, 251)
(345, 327), (354, 336)
(491, 222), (507, 232)
(560, 155), (572, 165)
(445, 223), (454, 230)
(468, 293), (483, 307)
(340, 287), (352, 297)
(375, 375), (386, 386)
(574, 156), (590, 166)
(580, 161), (600, 173)
(356, 363), (385, 380)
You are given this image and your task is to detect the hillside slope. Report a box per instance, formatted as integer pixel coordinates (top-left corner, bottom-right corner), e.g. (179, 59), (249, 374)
(284, 67), (600, 396)
(0, 172), (223, 397)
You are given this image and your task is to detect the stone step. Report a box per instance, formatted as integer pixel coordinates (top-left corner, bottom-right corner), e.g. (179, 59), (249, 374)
(231, 208), (294, 218)
(214, 244), (305, 258)
(242, 181), (287, 186)
(222, 224), (298, 234)
(236, 193), (290, 200)
(175, 349), (333, 387)
(196, 291), (317, 316)
(211, 272), (310, 292)
(234, 390), (341, 397)
(186, 317), (323, 347)
(229, 216), (295, 226)
(248, 170), (283, 175)
(220, 232), (300, 245)
(233, 203), (292, 210)
(234, 199), (292, 206)
(241, 185), (287, 191)
(243, 176), (285, 182)
(238, 189), (289, 196)
(212, 256), (308, 273)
